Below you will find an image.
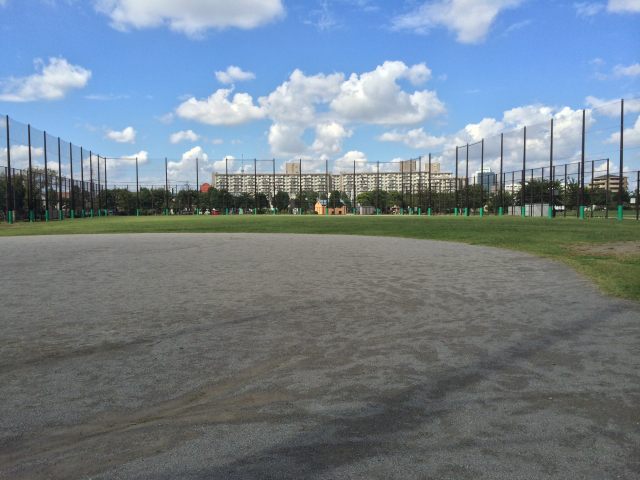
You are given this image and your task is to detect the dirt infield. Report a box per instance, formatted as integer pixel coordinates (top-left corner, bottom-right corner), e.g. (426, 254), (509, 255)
(0, 233), (638, 479)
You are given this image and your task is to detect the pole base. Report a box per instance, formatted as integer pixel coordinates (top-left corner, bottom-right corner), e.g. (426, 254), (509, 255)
(45, 210), (50, 222)
(498, 207), (503, 216)
(548, 206), (553, 219)
(29, 210), (35, 222)
(579, 205), (585, 219)
(521, 206), (526, 217)
(479, 209), (484, 218)
(7, 210), (13, 224)
(617, 205), (624, 221)
(454, 208), (459, 216)
(464, 208), (469, 217)
(427, 208), (432, 216)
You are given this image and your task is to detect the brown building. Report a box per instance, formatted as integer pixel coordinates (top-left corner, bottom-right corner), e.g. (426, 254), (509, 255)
(590, 175), (628, 194)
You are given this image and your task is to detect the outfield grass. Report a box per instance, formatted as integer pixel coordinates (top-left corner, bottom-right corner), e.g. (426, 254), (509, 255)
(1, 214), (639, 301)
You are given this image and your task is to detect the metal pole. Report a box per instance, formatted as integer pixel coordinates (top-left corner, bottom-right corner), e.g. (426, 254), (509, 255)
(480, 139), (484, 216)
(164, 157), (168, 215)
(428, 153), (432, 215)
(27, 124), (34, 221)
(273, 158), (276, 212)
(353, 159), (356, 214)
(564, 164), (567, 217)
(605, 158), (609, 218)
(376, 160), (380, 214)
(549, 118), (554, 218)
(455, 146), (459, 215)
(326, 158), (329, 215)
(521, 127), (526, 217)
(135, 156), (140, 216)
(97, 155), (102, 215)
(225, 157), (229, 215)
(409, 158), (413, 214)
(299, 158), (302, 214)
(196, 156), (199, 214)
(254, 158), (257, 214)
(89, 151), (94, 216)
(499, 133), (503, 215)
(465, 143), (469, 216)
(4, 115), (12, 223)
(579, 108), (586, 219)
(80, 147), (85, 217)
(58, 138), (63, 219)
(618, 99), (624, 220)
(69, 143), (75, 219)
(103, 155), (108, 216)
(44, 132), (49, 221)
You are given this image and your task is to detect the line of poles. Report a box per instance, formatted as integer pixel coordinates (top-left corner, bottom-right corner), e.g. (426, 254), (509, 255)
(1, 98), (635, 222)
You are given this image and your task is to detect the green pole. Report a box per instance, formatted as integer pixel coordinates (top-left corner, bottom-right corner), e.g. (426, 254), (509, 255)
(70, 210), (75, 219)
(521, 206), (526, 217)
(454, 207), (459, 216)
(427, 207), (432, 216)
(579, 205), (585, 219)
(617, 205), (624, 221)
(479, 209), (484, 218)
(464, 207), (469, 217)
(45, 210), (49, 222)
(548, 206), (553, 219)
(418, 207), (422, 215)
(498, 206), (503, 216)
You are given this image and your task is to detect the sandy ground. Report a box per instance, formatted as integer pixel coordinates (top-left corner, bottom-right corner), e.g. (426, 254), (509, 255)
(0, 233), (638, 480)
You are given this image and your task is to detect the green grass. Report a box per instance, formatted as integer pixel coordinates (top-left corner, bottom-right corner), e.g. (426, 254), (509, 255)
(1, 214), (639, 301)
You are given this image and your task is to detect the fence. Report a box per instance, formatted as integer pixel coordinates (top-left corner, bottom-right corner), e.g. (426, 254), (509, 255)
(2, 98), (639, 222)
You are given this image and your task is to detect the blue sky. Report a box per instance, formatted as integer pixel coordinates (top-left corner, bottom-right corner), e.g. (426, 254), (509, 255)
(0, 0), (639, 184)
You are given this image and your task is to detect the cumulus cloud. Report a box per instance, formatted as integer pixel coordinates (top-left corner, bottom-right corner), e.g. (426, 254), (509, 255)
(106, 126), (137, 143)
(170, 129), (200, 144)
(176, 88), (265, 125)
(586, 96), (640, 116)
(330, 61), (444, 125)
(215, 66), (256, 84)
(259, 69), (344, 125)
(176, 61), (445, 161)
(95, 0), (285, 36)
(311, 122), (352, 158)
(392, 0), (523, 44)
(335, 150), (368, 171)
(607, 0), (640, 13)
(574, 2), (605, 16)
(379, 128), (448, 149)
(607, 115), (640, 145)
(167, 146), (209, 179)
(0, 57), (91, 102)
(613, 62), (640, 77)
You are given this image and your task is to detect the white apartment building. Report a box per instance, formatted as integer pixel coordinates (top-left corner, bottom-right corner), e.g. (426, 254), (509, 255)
(211, 163), (456, 199)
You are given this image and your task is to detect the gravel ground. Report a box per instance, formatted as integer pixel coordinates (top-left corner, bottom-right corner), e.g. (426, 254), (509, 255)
(0, 233), (638, 480)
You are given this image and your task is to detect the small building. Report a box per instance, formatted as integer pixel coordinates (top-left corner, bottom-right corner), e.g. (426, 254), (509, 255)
(315, 199), (348, 215)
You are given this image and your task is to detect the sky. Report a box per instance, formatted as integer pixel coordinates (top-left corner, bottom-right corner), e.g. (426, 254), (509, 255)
(0, 0), (639, 185)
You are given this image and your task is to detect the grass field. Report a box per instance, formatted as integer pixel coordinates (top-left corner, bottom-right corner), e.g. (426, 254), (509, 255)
(1, 214), (639, 301)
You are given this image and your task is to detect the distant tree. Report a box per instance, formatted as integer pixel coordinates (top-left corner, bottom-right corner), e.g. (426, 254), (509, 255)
(274, 190), (290, 211)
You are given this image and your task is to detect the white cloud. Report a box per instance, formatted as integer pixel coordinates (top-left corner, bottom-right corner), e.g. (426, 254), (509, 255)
(379, 128), (448, 149)
(574, 2), (605, 16)
(170, 129), (200, 144)
(176, 88), (265, 126)
(268, 123), (307, 157)
(330, 61), (444, 125)
(0, 57), (91, 102)
(95, 0), (285, 37)
(259, 69), (344, 125)
(607, 115), (640, 145)
(167, 146), (209, 179)
(586, 96), (640, 116)
(613, 63), (640, 77)
(4, 145), (45, 170)
(213, 155), (236, 172)
(607, 0), (640, 13)
(392, 0), (523, 44)
(175, 61), (445, 160)
(106, 126), (137, 143)
(311, 122), (352, 158)
(215, 66), (256, 84)
(335, 150), (368, 171)
(121, 150), (149, 163)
